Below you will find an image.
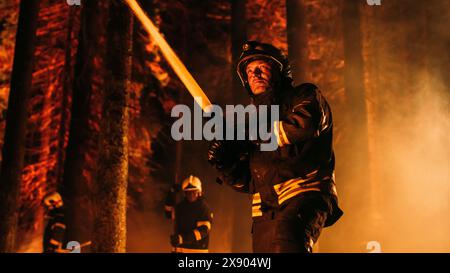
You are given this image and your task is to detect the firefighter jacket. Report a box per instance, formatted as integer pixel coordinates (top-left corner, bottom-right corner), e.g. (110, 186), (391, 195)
(215, 83), (343, 227)
(165, 191), (213, 253)
(43, 207), (66, 253)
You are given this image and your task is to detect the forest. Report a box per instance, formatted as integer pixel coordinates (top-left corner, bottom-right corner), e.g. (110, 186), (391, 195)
(0, 0), (449, 253)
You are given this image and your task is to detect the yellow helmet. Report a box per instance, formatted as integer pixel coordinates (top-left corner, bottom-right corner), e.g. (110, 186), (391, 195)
(181, 175), (202, 193)
(43, 192), (63, 209)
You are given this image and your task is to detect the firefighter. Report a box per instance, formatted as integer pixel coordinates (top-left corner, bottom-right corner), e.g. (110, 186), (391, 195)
(164, 175), (213, 253)
(207, 41), (343, 253)
(42, 192), (66, 253)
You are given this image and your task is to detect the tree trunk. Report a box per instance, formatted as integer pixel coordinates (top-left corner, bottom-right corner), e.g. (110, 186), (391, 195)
(231, 0), (247, 104)
(341, 0), (370, 166)
(286, 0), (307, 85)
(57, 5), (77, 191)
(60, 0), (106, 251)
(341, 0), (373, 242)
(0, 0), (40, 253)
(92, 0), (132, 253)
(230, 0), (252, 253)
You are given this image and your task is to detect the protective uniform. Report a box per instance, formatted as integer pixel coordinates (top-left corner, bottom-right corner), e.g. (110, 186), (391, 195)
(208, 41), (343, 253)
(164, 175), (213, 253)
(42, 192), (66, 253)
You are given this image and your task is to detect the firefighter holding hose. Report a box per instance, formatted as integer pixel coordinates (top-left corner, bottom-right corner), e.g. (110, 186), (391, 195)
(207, 41), (344, 253)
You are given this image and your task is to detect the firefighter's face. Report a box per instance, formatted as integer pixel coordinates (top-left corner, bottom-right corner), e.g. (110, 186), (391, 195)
(184, 190), (200, 202)
(246, 59), (273, 95)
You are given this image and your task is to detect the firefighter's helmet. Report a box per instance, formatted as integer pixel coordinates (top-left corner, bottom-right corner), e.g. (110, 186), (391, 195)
(43, 192), (63, 209)
(181, 175), (202, 193)
(237, 41), (292, 89)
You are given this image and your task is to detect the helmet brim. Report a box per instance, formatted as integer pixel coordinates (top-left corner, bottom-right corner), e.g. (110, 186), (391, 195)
(183, 188), (200, 192)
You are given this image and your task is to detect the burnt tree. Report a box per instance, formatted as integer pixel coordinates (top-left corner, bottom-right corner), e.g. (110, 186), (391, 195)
(286, 0), (308, 84)
(231, 0), (248, 104)
(230, 0), (253, 253)
(0, 0), (40, 252)
(61, 1), (106, 251)
(92, 0), (133, 253)
(341, 0), (371, 233)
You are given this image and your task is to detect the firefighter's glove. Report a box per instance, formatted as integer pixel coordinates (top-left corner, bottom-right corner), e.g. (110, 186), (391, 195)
(207, 140), (227, 168)
(208, 140), (247, 169)
(209, 140), (251, 167)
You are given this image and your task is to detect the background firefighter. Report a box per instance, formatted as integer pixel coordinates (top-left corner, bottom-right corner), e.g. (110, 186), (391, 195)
(42, 192), (66, 253)
(207, 41), (343, 253)
(164, 175), (213, 253)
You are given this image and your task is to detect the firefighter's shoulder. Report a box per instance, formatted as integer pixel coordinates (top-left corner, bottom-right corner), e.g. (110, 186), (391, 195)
(293, 83), (319, 98)
(198, 196), (211, 208)
(199, 198), (213, 219)
(175, 198), (188, 209)
(289, 82), (325, 110)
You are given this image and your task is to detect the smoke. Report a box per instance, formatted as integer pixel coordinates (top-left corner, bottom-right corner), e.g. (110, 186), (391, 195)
(374, 70), (450, 252)
(134, 0), (450, 253)
(126, 209), (171, 253)
(320, 0), (450, 252)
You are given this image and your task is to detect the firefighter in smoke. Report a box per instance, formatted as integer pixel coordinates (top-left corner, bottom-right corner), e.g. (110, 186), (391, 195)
(42, 192), (66, 253)
(164, 175), (213, 253)
(207, 41), (343, 252)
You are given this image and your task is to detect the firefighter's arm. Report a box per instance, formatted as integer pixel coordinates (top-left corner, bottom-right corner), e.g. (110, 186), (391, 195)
(174, 221), (212, 245)
(216, 160), (251, 193)
(49, 220), (66, 251)
(172, 206), (213, 246)
(192, 204), (213, 242)
(274, 84), (331, 146)
(208, 140), (252, 193)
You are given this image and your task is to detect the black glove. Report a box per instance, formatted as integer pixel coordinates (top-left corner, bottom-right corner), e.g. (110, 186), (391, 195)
(170, 234), (182, 247)
(207, 140), (227, 168)
(207, 140), (251, 168)
(207, 141), (228, 185)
